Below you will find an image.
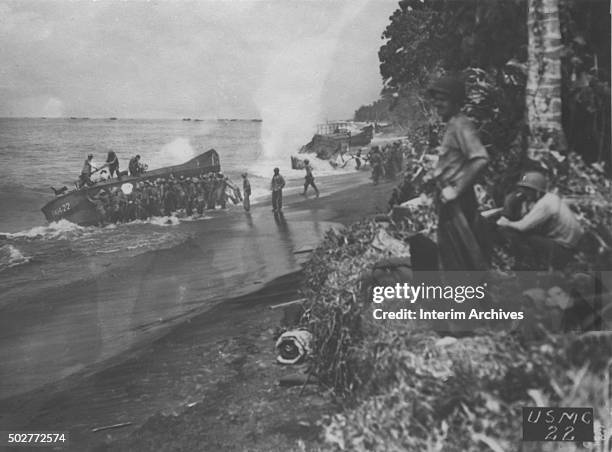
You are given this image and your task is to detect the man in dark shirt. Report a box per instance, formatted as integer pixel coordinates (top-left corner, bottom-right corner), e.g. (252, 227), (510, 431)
(270, 167), (285, 213)
(129, 155), (145, 177)
(242, 173), (252, 212)
(369, 147), (383, 185)
(105, 150), (120, 178)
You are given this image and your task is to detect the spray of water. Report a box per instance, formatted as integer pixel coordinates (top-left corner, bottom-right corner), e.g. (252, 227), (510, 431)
(0, 244), (31, 271)
(146, 121), (219, 170)
(252, 1), (369, 176)
(149, 137), (198, 169)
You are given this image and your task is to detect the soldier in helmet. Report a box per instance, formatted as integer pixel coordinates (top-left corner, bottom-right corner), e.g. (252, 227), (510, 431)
(497, 171), (584, 269)
(301, 159), (319, 198)
(270, 167), (285, 213)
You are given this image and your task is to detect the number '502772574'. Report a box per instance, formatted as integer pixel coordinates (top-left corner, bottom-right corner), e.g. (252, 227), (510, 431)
(4, 431), (68, 445)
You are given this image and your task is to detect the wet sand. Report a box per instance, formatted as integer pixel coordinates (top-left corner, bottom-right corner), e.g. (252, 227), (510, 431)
(0, 170), (395, 450)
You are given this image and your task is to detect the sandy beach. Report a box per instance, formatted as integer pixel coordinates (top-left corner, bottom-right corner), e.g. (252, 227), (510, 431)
(0, 169), (396, 451)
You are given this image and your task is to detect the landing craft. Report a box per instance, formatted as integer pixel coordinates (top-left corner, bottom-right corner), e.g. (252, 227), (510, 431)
(300, 122), (374, 159)
(41, 149), (221, 226)
(293, 122), (374, 170)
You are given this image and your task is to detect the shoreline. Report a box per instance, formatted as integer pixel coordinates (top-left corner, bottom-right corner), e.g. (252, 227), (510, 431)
(0, 169), (382, 400)
(0, 169), (397, 450)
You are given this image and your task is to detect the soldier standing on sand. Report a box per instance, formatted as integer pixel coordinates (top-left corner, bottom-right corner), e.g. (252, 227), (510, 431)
(216, 173), (228, 209)
(384, 145), (396, 180)
(301, 159), (319, 198)
(369, 147), (383, 185)
(270, 167), (285, 213)
(242, 173), (252, 212)
(355, 149), (363, 170)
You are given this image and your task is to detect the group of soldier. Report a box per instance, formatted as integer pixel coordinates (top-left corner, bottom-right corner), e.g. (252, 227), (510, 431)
(367, 141), (405, 184)
(425, 75), (584, 272)
(79, 151), (147, 188)
(87, 172), (240, 225)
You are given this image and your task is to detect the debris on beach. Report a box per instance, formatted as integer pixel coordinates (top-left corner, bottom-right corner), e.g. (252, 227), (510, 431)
(91, 422), (133, 433)
(278, 372), (319, 387)
(276, 329), (313, 365)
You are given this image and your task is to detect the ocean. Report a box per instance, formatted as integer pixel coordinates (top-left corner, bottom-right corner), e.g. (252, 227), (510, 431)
(0, 117), (344, 398)
(0, 118), (269, 233)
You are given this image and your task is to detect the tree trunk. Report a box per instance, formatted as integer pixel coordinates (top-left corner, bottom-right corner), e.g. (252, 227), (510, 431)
(526, 0), (566, 163)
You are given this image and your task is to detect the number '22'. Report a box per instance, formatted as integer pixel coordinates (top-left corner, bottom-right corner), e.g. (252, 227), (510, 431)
(545, 425), (575, 441)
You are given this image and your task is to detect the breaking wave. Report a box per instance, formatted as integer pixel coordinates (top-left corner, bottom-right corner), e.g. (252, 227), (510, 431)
(2, 219), (92, 241)
(1, 212), (215, 241)
(0, 244), (31, 272)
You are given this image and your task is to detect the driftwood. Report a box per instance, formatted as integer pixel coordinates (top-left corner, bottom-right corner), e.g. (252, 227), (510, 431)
(91, 422), (133, 433)
(269, 299), (306, 310)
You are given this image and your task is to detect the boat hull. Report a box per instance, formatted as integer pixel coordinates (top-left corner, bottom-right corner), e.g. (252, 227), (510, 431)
(41, 149), (221, 225)
(300, 125), (374, 160)
(349, 125), (373, 147)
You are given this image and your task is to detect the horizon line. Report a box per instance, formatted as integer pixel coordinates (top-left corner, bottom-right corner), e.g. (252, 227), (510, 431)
(0, 116), (267, 121)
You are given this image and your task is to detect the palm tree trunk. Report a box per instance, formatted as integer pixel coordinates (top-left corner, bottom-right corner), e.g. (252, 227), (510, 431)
(526, 0), (566, 163)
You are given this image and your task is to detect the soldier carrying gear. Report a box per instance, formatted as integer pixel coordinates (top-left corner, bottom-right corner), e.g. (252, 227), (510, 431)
(302, 159), (319, 198)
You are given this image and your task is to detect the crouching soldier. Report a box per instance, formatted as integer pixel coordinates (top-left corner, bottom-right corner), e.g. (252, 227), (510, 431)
(496, 171), (584, 270)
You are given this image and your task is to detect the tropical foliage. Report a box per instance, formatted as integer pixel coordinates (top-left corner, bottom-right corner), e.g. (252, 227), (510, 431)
(357, 0), (610, 168)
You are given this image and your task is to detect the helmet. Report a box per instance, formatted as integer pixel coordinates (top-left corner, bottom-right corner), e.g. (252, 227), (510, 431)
(516, 171), (547, 193)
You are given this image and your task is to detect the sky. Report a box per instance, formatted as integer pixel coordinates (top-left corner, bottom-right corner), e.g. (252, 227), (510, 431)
(0, 0), (398, 121)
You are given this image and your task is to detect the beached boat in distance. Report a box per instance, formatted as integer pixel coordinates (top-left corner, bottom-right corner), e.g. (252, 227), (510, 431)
(41, 149), (221, 226)
(299, 122), (374, 160)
